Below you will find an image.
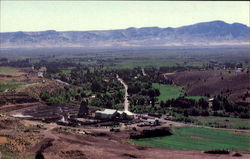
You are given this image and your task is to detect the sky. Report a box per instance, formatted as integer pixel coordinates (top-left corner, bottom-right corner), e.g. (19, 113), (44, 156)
(0, 1), (249, 32)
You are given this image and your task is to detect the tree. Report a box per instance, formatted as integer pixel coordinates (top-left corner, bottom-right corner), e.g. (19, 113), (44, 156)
(78, 100), (89, 117)
(184, 110), (189, 117)
(148, 88), (156, 98)
(155, 89), (160, 96)
(91, 81), (102, 92)
(80, 92), (87, 98)
(198, 98), (209, 109)
(160, 101), (165, 108)
(212, 99), (221, 111)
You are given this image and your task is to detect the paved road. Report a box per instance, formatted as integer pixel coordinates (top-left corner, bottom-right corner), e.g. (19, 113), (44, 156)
(116, 75), (129, 111)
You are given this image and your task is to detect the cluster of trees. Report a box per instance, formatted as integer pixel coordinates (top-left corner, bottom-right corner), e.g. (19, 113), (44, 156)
(40, 86), (78, 105)
(163, 97), (210, 117)
(4, 58), (32, 68)
(223, 62), (243, 69)
(90, 91), (124, 109)
(36, 59), (126, 109)
(0, 58), (8, 62)
(131, 97), (209, 116)
(115, 68), (162, 108)
(211, 95), (249, 118)
(61, 66), (125, 109)
(35, 59), (80, 75)
(131, 94), (249, 119)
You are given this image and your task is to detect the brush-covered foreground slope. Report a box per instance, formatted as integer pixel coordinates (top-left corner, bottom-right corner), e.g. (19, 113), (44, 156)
(0, 21), (249, 48)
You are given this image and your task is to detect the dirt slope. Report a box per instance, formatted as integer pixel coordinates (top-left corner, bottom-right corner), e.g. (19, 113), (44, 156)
(166, 69), (250, 102)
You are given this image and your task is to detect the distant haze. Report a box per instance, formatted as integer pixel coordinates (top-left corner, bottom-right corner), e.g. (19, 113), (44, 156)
(0, 21), (249, 48)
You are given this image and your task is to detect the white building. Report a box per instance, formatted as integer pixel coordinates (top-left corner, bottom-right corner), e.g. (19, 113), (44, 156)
(95, 109), (135, 120)
(208, 98), (214, 107)
(123, 110), (135, 119)
(95, 109), (118, 119)
(38, 72), (44, 78)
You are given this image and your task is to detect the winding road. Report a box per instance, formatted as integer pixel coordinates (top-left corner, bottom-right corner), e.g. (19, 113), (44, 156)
(142, 68), (147, 76)
(116, 75), (129, 111)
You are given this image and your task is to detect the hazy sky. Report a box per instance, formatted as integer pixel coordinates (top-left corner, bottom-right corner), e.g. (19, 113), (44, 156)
(0, 1), (249, 32)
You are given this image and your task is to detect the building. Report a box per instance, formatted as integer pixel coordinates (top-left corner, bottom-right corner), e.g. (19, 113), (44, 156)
(123, 110), (135, 119)
(235, 68), (242, 75)
(38, 66), (47, 78)
(208, 98), (214, 107)
(39, 67), (47, 72)
(95, 109), (135, 120)
(38, 72), (44, 78)
(95, 109), (118, 119)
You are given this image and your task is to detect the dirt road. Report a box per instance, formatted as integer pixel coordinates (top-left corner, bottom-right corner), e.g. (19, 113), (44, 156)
(116, 75), (129, 111)
(142, 68), (147, 76)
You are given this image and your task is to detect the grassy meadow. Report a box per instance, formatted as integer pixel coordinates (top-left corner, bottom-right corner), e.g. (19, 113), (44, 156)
(152, 83), (183, 101)
(152, 83), (203, 102)
(0, 81), (25, 92)
(132, 127), (250, 150)
(0, 67), (19, 74)
(185, 96), (204, 101)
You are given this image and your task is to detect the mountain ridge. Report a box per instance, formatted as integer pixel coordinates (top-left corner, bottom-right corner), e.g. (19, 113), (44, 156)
(1, 20), (249, 48)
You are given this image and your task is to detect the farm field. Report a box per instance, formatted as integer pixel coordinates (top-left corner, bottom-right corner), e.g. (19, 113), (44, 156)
(132, 127), (250, 150)
(152, 83), (183, 101)
(192, 117), (250, 129)
(113, 59), (179, 69)
(0, 81), (23, 92)
(0, 66), (19, 74)
(185, 96), (204, 100)
(152, 83), (202, 102)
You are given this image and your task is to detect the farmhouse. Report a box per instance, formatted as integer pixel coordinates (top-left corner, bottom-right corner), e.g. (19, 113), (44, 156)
(39, 67), (47, 72)
(235, 68), (242, 75)
(38, 72), (44, 78)
(117, 110), (135, 120)
(95, 109), (118, 119)
(208, 98), (214, 107)
(38, 66), (47, 78)
(123, 110), (135, 119)
(95, 109), (135, 120)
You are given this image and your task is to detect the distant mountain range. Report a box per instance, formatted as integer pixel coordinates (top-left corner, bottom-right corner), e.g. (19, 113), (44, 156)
(0, 20), (249, 48)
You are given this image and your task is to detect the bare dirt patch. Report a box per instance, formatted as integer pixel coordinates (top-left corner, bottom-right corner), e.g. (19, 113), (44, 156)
(0, 136), (7, 144)
(230, 131), (250, 136)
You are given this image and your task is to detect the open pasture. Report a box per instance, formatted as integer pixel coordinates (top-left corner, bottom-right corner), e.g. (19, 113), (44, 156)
(132, 127), (250, 150)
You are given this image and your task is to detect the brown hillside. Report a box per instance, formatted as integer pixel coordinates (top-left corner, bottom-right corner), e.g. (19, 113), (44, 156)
(166, 69), (250, 102)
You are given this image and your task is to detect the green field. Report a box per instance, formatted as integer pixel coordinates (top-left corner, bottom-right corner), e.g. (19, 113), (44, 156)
(152, 83), (183, 101)
(0, 82), (23, 92)
(0, 79), (29, 92)
(132, 127), (250, 150)
(192, 117), (250, 129)
(114, 59), (179, 69)
(0, 67), (19, 74)
(114, 60), (204, 69)
(185, 96), (204, 101)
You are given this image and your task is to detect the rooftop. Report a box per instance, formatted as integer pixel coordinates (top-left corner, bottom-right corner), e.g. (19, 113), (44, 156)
(96, 109), (117, 115)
